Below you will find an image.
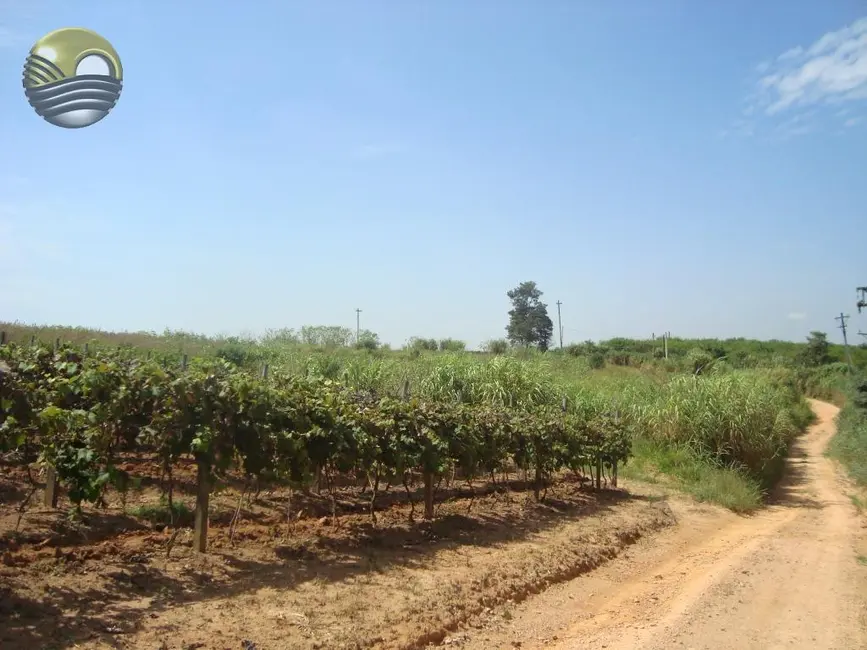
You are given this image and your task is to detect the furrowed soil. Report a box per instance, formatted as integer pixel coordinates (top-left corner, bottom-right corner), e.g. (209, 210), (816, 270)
(3, 399), (865, 650)
(0, 459), (673, 649)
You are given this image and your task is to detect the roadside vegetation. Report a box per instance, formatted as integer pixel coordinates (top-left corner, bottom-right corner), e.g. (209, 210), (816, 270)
(828, 376), (867, 486)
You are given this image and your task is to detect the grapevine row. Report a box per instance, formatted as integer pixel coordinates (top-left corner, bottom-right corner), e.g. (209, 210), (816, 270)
(0, 343), (632, 550)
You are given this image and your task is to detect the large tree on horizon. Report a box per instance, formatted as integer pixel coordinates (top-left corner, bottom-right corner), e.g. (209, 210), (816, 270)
(505, 281), (554, 351)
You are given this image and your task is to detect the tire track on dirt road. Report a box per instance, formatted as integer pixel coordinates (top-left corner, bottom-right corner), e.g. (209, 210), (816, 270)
(446, 399), (867, 650)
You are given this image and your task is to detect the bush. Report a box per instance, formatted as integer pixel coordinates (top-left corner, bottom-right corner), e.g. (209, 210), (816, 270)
(588, 352), (605, 369)
(408, 337), (438, 352)
(215, 342), (254, 367)
(686, 347), (713, 375)
(484, 339), (509, 355)
(438, 338), (466, 352)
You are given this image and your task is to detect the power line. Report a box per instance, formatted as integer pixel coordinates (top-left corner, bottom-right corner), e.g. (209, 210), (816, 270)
(835, 312), (854, 371)
(556, 300), (563, 349)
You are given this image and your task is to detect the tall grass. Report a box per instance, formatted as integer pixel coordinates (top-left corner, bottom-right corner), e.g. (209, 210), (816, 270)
(827, 375), (867, 486)
(626, 370), (813, 488)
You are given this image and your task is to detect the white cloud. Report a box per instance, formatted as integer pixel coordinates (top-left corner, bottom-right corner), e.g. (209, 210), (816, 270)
(787, 312), (807, 321)
(735, 16), (867, 137)
(757, 17), (867, 115)
(778, 46), (804, 62)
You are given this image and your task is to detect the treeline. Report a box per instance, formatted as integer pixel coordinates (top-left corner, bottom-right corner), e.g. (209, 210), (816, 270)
(561, 331), (867, 372)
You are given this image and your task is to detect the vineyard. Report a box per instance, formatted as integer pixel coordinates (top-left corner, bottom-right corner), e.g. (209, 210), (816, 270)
(0, 333), (819, 649)
(0, 340), (631, 551)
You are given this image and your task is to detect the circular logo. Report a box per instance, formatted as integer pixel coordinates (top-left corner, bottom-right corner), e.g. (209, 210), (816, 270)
(22, 27), (123, 129)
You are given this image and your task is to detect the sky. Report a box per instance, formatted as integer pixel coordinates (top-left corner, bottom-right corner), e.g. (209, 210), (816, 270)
(1, 0), (866, 349)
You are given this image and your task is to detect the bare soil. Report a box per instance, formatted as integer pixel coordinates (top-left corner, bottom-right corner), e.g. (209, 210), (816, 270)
(3, 399), (863, 650)
(0, 458), (672, 649)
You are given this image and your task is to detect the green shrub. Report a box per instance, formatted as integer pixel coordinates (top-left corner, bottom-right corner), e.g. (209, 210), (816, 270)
(588, 352), (605, 369)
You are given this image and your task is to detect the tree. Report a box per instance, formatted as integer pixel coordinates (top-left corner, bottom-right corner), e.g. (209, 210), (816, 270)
(505, 281), (554, 351)
(355, 329), (380, 351)
(799, 331), (831, 367)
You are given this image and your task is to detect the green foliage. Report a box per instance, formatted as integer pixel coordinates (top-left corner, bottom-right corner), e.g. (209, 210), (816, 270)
(686, 347), (714, 374)
(215, 341), (255, 367)
(505, 281), (554, 351)
(301, 325), (355, 348)
(438, 338), (466, 352)
(799, 331), (832, 367)
(484, 339), (509, 355)
(0, 342), (632, 512)
(588, 352), (606, 370)
(355, 329), (381, 351)
(828, 373), (867, 487)
(408, 337), (438, 352)
(620, 438), (763, 512)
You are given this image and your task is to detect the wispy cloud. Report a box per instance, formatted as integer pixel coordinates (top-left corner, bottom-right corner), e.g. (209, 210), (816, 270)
(734, 16), (867, 138)
(787, 312), (807, 321)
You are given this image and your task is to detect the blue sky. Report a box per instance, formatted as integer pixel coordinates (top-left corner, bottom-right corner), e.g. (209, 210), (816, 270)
(1, 1), (866, 349)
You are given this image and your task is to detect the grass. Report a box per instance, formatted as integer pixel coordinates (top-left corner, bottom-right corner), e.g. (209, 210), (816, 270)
(828, 400), (867, 487)
(621, 438), (764, 512)
(0, 320), (832, 513)
(131, 501), (193, 526)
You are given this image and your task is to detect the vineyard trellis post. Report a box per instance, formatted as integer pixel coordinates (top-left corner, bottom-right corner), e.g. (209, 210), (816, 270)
(194, 458), (210, 553)
(612, 407), (620, 488)
(38, 335), (62, 507)
(44, 468), (58, 508)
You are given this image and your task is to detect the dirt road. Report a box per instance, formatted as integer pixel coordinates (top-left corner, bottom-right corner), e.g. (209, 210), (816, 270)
(449, 399), (867, 650)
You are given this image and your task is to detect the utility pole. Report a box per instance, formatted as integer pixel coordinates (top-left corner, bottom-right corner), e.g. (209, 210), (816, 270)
(355, 308), (362, 343)
(662, 331), (669, 360)
(836, 312), (854, 371)
(556, 300), (563, 349)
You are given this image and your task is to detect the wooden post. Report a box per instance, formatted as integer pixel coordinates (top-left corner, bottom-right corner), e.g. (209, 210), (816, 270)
(194, 458), (210, 552)
(181, 354), (188, 371)
(54, 337), (60, 351)
(83, 342), (89, 355)
(262, 364), (269, 379)
(30, 335), (35, 346)
(561, 395), (567, 412)
(423, 472), (434, 520)
(44, 467), (58, 508)
(0, 331), (5, 346)
(400, 378), (410, 400)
